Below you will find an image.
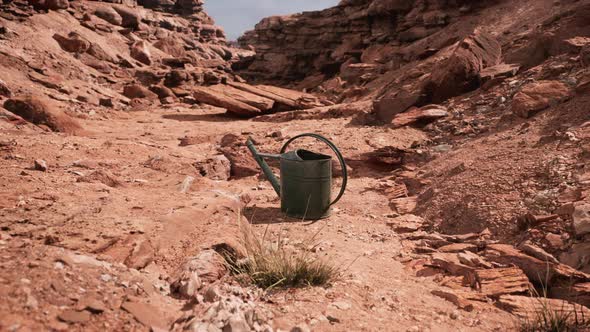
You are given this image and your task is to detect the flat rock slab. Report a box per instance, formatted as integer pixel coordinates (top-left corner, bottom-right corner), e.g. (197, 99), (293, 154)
(193, 86), (262, 116)
(439, 243), (478, 253)
(472, 268), (531, 297)
(480, 63), (520, 81)
(227, 81), (325, 110)
(391, 105), (448, 127)
(58, 309), (91, 324)
(121, 300), (167, 330)
(209, 84), (274, 111)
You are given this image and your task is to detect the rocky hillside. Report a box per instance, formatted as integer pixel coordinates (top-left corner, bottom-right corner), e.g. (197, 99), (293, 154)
(2, 0), (590, 331)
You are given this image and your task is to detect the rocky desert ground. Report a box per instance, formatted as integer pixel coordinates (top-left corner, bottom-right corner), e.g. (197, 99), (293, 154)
(1, 0), (590, 331)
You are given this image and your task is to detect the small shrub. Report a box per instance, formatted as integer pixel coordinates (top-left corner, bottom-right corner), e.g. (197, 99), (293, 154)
(222, 217), (339, 290)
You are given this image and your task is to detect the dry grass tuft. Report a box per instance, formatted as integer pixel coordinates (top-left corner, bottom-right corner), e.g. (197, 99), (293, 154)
(220, 216), (339, 290)
(519, 287), (590, 332)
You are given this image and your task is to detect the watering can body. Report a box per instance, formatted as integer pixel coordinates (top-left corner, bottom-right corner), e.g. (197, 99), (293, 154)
(246, 134), (347, 220)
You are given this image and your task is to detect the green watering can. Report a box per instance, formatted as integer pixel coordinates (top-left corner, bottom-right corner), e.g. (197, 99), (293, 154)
(246, 133), (348, 220)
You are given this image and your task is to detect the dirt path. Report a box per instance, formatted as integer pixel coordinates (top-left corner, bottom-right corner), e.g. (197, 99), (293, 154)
(1, 104), (514, 331)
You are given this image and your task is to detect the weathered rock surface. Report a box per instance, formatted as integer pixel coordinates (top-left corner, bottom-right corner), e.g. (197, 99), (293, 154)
(123, 84), (159, 100)
(130, 41), (152, 66)
(94, 6), (123, 26)
(511, 80), (571, 118)
(425, 30), (501, 103)
(573, 204), (590, 236)
(193, 86), (262, 116)
(3, 95), (83, 134)
(53, 33), (90, 54)
(112, 5), (141, 29)
(170, 250), (227, 299)
(238, 0), (498, 90)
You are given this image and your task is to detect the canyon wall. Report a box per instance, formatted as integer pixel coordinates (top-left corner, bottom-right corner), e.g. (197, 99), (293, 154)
(237, 0), (497, 87)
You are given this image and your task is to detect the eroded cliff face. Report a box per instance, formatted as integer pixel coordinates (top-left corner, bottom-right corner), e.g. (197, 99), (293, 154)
(237, 0), (497, 89)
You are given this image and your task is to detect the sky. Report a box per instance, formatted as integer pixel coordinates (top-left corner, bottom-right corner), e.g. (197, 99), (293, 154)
(204, 0), (339, 41)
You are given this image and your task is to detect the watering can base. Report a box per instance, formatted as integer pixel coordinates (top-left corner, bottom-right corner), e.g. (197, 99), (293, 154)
(282, 207), (332, 221)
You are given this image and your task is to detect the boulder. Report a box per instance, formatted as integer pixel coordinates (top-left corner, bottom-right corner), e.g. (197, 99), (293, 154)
(518, 242), (559, 264)
(87, 43), (116, 63)
(153, 37), (186, 58)
(123, 84), (158, 100)
(3, 95), (83, 134)
(130, 41), (152, 66)
(120, 300), (167, 330)
(79, 56), (112, 74)
(94, 6), (123, 26)
(53, 33), (90, 53)
(426, 30), (501, 103)
(134, 69), (164, 86)
(385, 214), (424, 233)
(573, 204), (590, 236)
(164, 70), (190, 87)
(149, 84), (175, 99)
(511, 80), (571, 118)
(112, 6), (141, 29)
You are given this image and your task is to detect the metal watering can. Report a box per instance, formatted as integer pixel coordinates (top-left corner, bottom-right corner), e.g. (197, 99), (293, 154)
(246, 133), (348, 220)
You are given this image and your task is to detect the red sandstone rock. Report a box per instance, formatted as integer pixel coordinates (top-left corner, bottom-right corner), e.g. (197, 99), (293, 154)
(53, 33), (90, 54)
(511, 80), (571, 118)
(130, 41), (152, 66)
(3, 95), (83, 134)
(426, 30), (501, 103)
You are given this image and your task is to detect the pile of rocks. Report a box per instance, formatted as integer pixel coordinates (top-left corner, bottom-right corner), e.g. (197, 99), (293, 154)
(390, 212), (590, 320)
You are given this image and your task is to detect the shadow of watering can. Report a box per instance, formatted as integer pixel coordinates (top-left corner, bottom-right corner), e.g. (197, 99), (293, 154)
(246, 133), (348, 220)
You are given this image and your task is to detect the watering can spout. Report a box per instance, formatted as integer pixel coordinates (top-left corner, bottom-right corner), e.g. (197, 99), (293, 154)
(246, 137), (281, 197)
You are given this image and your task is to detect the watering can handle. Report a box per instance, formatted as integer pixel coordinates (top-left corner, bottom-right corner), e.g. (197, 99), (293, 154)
(280, 133), (348, 206)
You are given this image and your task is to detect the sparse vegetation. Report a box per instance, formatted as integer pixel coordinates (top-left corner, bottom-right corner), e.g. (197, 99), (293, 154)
(519, 287), (590, 332)
(221, 217), (339, 290)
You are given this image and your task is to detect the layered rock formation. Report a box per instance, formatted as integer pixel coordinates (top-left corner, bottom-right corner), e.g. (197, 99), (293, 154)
(238, 0), (498, 89)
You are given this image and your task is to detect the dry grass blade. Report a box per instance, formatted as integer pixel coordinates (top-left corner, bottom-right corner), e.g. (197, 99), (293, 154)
(519, 286), (590, 332)
(221, 215), (340, 290)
